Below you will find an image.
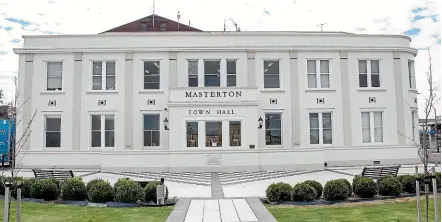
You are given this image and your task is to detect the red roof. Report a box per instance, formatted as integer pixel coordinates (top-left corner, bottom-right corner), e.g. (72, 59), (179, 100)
(102, 14), (202, 33)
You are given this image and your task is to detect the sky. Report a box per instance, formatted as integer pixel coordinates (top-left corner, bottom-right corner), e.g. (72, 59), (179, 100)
(0, 0), (440, 118)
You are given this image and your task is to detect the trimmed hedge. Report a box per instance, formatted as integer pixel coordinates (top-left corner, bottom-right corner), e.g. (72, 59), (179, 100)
(292, 183), (317, 201)
(145, 181), (169, 203)
(114, 178), (132, 193)
(30, 179), (59, 201)
(397, 175), (416, 193)
(303, 180), (323, 199)
(353, 176), (377, 198)
(22, 178), (37, 198)
(265, 182), (292, 202)
(87, 179), (114, 203)
(60, 177), (87, 201)
(114, 179), (144, 203)
(323, 179), (350, 201)
(378, 176), (402, 196)
(335, 178), (352, 197)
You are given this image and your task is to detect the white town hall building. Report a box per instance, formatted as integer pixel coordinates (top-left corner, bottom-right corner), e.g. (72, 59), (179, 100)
(13, 15), (420, 172)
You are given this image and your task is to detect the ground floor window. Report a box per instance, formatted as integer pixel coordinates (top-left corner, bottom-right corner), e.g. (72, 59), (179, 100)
(229, 121), (241, 146)
(265, 113), (282, 145)
(143, 114), (160, 147)
(187, 122), (198, 147)
(361, 111), (383, 143)
(206, 121), (222, 147)
(185, 120), (242, 147)
(44, 114), (61, 148)
(91, 114), (114, 148)
(309, 112), (333, 145)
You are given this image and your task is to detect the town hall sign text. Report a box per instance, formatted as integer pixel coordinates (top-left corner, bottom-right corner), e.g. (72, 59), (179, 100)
(185, 91), (242, 98)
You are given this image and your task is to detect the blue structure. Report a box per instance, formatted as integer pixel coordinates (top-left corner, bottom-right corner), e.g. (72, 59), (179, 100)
(0, 119), (15, 164)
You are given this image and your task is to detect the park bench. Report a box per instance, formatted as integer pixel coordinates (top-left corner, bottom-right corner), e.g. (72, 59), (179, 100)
(32, 169), (74, 182)
(361, 165), (401, 180)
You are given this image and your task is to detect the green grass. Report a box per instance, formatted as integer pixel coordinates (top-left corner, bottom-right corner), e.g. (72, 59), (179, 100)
(267, 197), (437, 222)
(0, 200), (173, 222)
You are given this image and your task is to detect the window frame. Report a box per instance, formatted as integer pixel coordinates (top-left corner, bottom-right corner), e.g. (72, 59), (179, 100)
(142, 60), (161, 90)
(264, 112), (283, 147)
(45, 61), (64, 91)
(142, 113), (161, 148)
(91, 61), (116, 91)
(205, 121), (223, 147)
(43, 114), (62, 148)
(307, 59), (331, 89)
(358, 59), (382, 88)
(408, 60), (416, 89)
(186, 121), (199, 147)
(308, 111), (333, 145)
(229, 121), (241, 147)
(411, 110), (416, 141)
(226, 59), (237, 87)
(90, 114), (115, 149)
(187, 59), (199, 87)
(263, 59), (281, 89)
(203, 59), (221, 87)
(360, 110), (385, 144)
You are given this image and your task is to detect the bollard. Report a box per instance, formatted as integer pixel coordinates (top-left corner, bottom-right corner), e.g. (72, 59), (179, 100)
(3, 182), (11, 222)
(16, 181), (22, 222)
(431, 167), (439, 222)
(415, 166), (421, 222)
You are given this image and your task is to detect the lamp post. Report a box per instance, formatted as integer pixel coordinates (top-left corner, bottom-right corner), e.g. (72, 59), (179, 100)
(258, 117), (263, 129)
(163, 118), (169, 130)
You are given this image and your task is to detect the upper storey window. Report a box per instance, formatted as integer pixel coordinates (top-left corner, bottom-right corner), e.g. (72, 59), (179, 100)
(144, 61), (160, 90)
(408, 60), (416, 89)
(92, 61), (116, 90)
(46, 62), (63, 91)
(204, 60), (221, 87)
(226, 59), (237, 87)
(263, 60), (280, 88)
(307, 60), (330, 88)
(358, 60), (380, 88)
(187, 60), (198, 87)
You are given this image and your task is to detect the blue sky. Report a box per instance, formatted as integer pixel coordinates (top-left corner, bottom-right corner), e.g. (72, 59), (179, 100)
(0, 0), (440, 117)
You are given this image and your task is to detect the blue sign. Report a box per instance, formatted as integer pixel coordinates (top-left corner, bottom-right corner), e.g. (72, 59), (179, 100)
(0, 119), (14, 164)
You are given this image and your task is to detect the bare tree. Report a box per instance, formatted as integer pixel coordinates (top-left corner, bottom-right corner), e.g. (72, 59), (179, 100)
(0, 77), (37, 221)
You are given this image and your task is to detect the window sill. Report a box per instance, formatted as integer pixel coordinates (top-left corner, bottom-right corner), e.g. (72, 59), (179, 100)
(305, 89), (336, 93)
(139, 90), (165, 94)
(260, 89), (286, 93)
(89, 147), (115, 151)
(356, 88), (387, 92)
(409, 89), (418, 93)
(41, 91), (66, 95)
(142, 146), (162, 150)
(265, 145), (283, 148)
(86, 91), (118, 95)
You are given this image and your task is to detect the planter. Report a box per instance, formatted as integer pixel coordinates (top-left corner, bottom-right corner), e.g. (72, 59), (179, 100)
(59, 200), (89, 206)
(105, 202), (143, 208)
(87, 202), (108, 207)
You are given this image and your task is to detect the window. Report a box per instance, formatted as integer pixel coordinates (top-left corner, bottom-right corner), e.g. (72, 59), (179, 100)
(411, 110), (416, 141)
(160, 23), (167, 31)
(204, 60), (220, 87)
(307, 60), (330, 88)
(46, 62), (63, 91)
(92, 61), (116, 90)
(143, 114), (160, 147)
(206, 121), (222, 147)
(140, 22), (148, 31)
(91, 114), (115, 148)
(263, 60), (280, 88)
(229, 121), (241, 146)
(186, 122), (198, 147)
(309, 112), (333, 144)
(265, 113), (282, 145)
(361, 111), (383, 143)
(358, 60), (380, 88)
(408, 60), (415, 89)
(188, 60), (198, 87)
(44, 115), (61, 147)
(144, 61), (160, 89)
(227, 59), (237, 87)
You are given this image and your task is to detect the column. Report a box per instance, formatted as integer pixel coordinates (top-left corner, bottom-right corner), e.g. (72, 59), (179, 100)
(71, 53), (82, 151)
(125, 52), (134, 150)
(169, 52), (178, 87)
(340, 51), (352, 146)
(247, 51), (256, 87)
(393, 52), (406, 144)
(21, 54), (34, 151)
(289, 51), (300, 146)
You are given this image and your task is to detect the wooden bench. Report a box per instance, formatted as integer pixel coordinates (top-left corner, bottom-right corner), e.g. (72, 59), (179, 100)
(32, 169), (74, 182)
(361, 165), (401, 180)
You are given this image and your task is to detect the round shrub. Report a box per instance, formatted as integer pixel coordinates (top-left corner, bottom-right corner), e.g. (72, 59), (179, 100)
(21, 178), (37, 198)
(86, 178), (103, 194)
(303, 180), (323, 199)
(145, 181), (169, 203)
(60, 177), (87, 201)
(292, 183), (317, 201)
(114, 179), (144, 203)
(335, 178), (352, 197)
(30, 179), (59, 201)
(323, 179), (350, 201)
(353, 177), (378, 198)
(397, 175), (416, 193)
(276, 182), (292, 201)
(265, 182), (292, 202)
(265, 183), (280, 202)
(88, 179), (114, 203)
(114, 178), (132, 193)
(378, 177), (402, 196)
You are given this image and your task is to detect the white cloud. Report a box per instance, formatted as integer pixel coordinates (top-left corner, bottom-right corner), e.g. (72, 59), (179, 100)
(0, 0), (440, 117)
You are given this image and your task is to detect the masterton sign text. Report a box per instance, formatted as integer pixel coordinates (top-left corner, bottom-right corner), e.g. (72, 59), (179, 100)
(185, 91), (242, 98)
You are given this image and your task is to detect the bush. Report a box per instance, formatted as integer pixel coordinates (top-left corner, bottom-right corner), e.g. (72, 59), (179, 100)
(87, 179), (114, 203)
(335, 178), (352, 197)
(114, 178), (132, 193)
(60, 177), (87, 201)
(378, 176), (402, 196)
(114, 179), (144, 203)
(144, 181), (169, 203)
(292, 183), (317, 201)
(303, 180), (323, 199)
(323, 179), (350, 201)
(30, 179), (59, 201)
(266, 183), (280, 202)
(265, 182), (293, 202)
(353, 177), (378, 198)
(22, 178), (37, 198)
(397, 175), (416, 193)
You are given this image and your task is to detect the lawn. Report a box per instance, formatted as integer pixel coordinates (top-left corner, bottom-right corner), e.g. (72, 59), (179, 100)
(267, 197), (437, 222)
(0, 200), (173, 222)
